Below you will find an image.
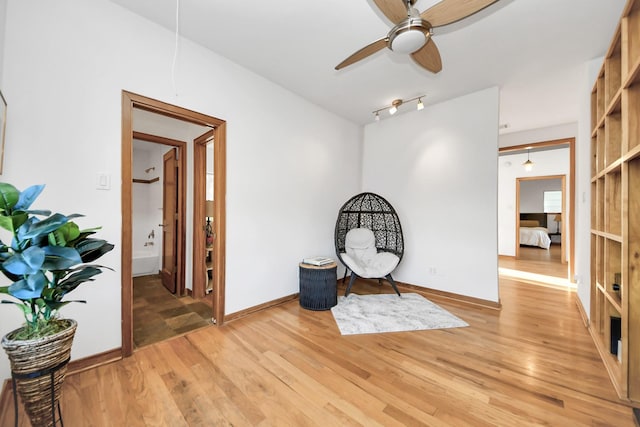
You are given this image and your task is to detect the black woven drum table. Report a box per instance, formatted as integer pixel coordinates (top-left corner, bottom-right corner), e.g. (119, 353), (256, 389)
(299, 262), (337, 310)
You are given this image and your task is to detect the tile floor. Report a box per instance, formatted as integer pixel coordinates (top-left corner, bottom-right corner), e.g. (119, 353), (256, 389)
(133, 274), (213, 348)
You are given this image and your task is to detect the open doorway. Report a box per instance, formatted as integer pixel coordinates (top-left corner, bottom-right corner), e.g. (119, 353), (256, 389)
(132, 134), (208, 348)
(132, 133), (187, 295)
(515, 175), (566, 280)
(498, 138), (575, 286)
(122, 91), (227, 356)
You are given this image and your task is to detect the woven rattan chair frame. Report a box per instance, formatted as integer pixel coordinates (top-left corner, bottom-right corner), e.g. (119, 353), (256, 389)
(334, 192), (404, 267)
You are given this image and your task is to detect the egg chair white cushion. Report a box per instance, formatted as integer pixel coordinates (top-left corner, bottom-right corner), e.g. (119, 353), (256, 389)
(341, 228), (400, 278)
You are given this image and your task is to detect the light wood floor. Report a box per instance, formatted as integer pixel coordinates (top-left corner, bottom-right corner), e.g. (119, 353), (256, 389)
(1, 275), (635, 426)
(499, 244), (570, 287)
(519, 242), (561, 262)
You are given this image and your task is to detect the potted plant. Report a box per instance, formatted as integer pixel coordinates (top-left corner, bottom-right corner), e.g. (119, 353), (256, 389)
(0, 182), (114, 427)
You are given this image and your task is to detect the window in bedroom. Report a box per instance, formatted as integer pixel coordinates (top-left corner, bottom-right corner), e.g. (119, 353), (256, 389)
(543, 190), (562, 213)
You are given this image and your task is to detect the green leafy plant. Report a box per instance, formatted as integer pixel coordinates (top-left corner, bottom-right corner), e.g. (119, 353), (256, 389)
(0, 183), (114, 339)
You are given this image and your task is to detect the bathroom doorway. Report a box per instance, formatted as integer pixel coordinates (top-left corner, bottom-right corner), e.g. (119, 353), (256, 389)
(122, 91), (227, 356)
(132, 132), (208, 349)
(132, 137), (185, 293)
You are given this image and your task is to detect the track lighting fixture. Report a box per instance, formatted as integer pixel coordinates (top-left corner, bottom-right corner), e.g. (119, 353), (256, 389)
(372, 95), (426, 121)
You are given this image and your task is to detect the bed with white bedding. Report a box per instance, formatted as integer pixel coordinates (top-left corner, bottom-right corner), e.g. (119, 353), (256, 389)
(519, 225), (551, 249)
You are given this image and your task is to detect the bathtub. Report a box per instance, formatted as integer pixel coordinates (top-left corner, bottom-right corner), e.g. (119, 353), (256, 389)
(132, 249), (160, 277)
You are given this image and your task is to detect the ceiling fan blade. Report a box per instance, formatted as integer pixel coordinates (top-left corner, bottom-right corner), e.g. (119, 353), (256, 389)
(410, 40), (442, 73)
(335, 38), (388, 70)
(372, 0), (410, 24)
(421, 0), (498, 27)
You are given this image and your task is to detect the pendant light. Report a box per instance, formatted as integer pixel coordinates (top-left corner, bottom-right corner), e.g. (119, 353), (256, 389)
(523, 148), (534, 171)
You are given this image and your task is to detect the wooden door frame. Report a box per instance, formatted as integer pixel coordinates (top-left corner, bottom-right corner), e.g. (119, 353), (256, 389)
(192, 129), (215, 300)
(500, 137), (575, 281)
(121, 91), (227, 357)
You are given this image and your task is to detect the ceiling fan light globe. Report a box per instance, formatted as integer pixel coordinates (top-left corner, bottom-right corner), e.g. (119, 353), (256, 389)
(390, 30), (426, 53)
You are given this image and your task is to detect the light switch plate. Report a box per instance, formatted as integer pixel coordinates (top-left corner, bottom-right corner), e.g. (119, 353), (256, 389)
(96, 173), (111, 190)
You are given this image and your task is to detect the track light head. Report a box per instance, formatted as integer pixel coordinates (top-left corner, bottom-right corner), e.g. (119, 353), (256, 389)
(389, 99), (403, 115)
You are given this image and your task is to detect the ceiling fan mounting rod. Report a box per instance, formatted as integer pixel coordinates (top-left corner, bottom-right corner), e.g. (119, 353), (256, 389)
(404, 0), (420, 18)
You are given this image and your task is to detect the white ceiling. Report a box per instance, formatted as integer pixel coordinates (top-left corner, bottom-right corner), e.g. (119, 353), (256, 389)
(110, 0), (626, 133)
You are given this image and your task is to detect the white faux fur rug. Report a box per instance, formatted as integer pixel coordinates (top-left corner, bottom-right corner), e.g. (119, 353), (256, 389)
(330, 293), (468, 335)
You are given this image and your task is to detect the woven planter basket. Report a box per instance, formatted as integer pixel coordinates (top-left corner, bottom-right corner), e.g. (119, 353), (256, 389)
(2, 319), (77, 427)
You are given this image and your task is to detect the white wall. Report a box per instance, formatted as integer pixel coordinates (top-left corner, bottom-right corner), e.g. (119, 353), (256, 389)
(520, 178), (561, 214)
(0, 0), (6, 83)
(575, 57), (604, 317)
(498, 148), (570, 256)
(132, 142), (165, 276)
(362, 87), (500, 303)
(0, 0), (362, 381)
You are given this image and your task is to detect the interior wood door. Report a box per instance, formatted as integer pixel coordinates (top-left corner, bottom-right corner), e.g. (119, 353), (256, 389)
(161, 148), (178, 293)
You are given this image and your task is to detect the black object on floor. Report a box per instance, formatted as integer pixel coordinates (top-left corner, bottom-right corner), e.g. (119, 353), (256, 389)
(610, 316), (621, 355)
(299, 262), (337, 311)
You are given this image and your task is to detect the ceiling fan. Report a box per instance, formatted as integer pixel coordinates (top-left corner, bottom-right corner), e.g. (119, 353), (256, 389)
(335, 0), (498, 73)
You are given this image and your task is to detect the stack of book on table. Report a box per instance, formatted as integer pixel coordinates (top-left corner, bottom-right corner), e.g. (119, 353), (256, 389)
(302, 256), (334, 266)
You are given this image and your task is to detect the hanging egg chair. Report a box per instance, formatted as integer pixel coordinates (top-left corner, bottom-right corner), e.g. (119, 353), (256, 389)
(334, 192), (404, 296)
